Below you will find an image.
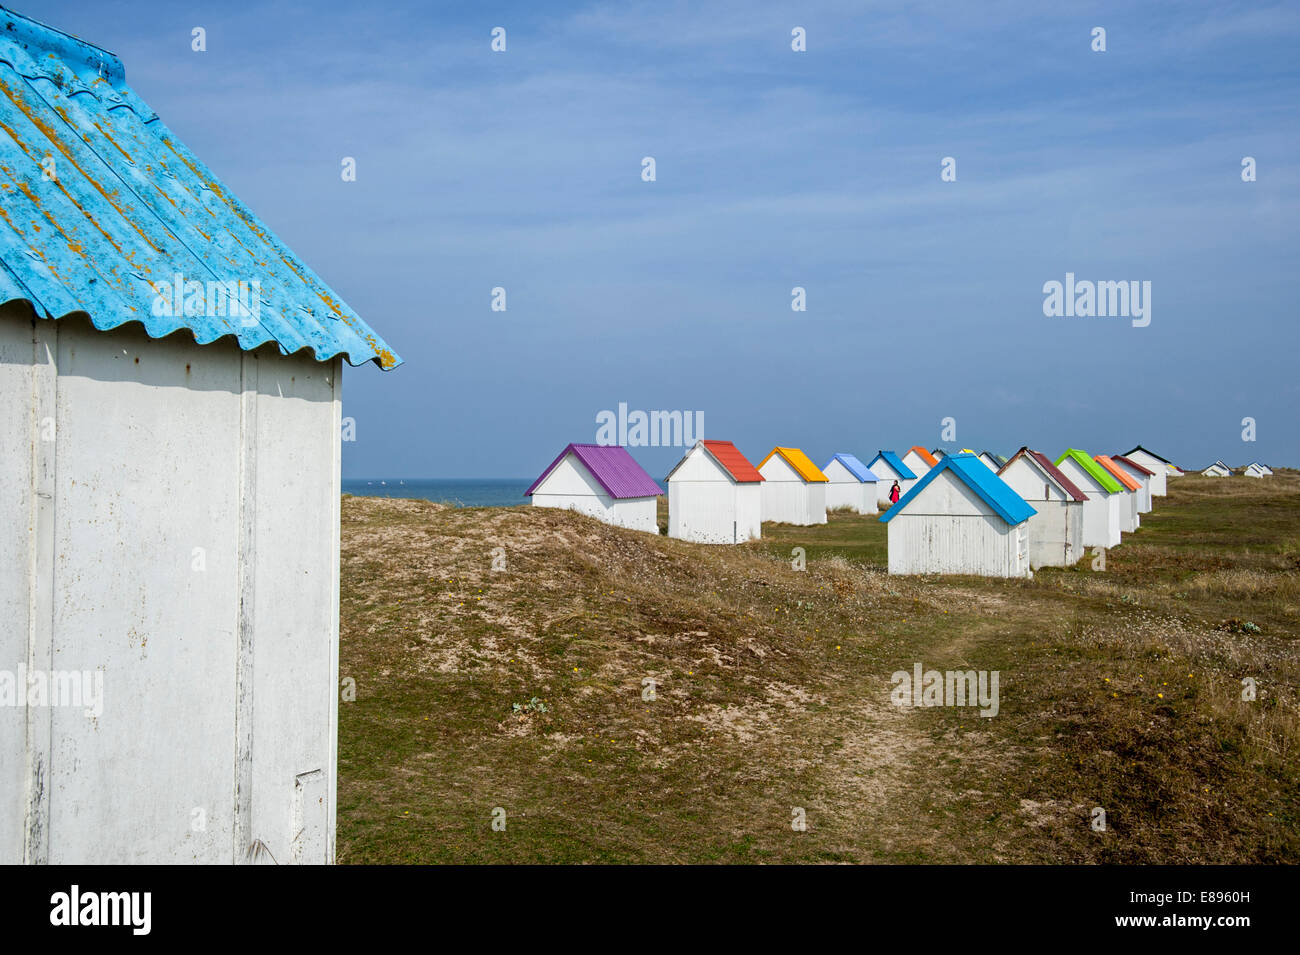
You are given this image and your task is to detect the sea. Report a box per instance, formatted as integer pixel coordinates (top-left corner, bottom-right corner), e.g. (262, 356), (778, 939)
(342, 478), (532, 507)
(342, 477), (670, 508)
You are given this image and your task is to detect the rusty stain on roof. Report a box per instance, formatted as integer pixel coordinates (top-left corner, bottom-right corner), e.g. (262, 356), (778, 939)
(0, 7), (400, 369)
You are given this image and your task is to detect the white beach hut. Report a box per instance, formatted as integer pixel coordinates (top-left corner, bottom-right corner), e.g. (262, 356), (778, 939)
(1243, 462), (1269, 479)
(1054, 450), (1124, 548)
(997, 448), (1088, 569)
(1201, 461), (1232, 477)
(822, 453), (879, 514)
(526, 443), (661, 533)
(1111, 455), (1155, 512)
(867, 451), (917, 507)
(666, 440), (763, 543)
(757, 447), (828, 525)
(1121, 446), (1176, 495)
(880, 454), (1036, 577)
(0, 9), (400, 865)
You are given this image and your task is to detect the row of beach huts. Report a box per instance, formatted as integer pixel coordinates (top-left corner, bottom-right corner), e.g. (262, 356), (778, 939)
(0, 6), (1280, 864)
(524, 442), (1274, 577)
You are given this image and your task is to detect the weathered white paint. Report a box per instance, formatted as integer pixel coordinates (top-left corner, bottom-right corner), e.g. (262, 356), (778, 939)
(823, 458), (877, 514)
(529, 451), (659, 533)
(666, 444), (761, 543)
(758, 454), (827, 525)
(1115, 485), (1140, 533)
(1123, 449), (1169, 496)
(885, 468), (1030, 577)
(998, 456), (1085, 568)
(1054, 456), (1122, 549)
(1, 306), (340, 864)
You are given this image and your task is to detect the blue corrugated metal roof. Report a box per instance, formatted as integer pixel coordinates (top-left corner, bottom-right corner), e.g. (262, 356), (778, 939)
(823, 452), (878, 483)
(0, 8), (400, 369)
(880, 453), (1036, 526)
(868, 450), (916, 480)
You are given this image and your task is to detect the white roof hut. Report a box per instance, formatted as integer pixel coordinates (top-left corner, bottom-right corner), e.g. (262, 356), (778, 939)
(1201, 461), (1232, 477)
(901, 446), (938, 480)
(0, 9), (400, 864)
(666, 440), (763, 543)
(1111, 455), (1155, 512)
(867, 451), (918, 507)
(757, 447), (829, 525)
(1121, 446), (1176, 495)
(1054, 450), (1124, 548)
(526, 444), (661, 534)
(880, 454), (1036, 577)
(822, 453), (879, 514)
(998, 448), (1088, 569)
(1243, 462), (1269, 478)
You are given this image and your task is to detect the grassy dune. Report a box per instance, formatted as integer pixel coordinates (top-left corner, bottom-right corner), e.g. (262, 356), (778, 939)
(337, 473), (1299, 863)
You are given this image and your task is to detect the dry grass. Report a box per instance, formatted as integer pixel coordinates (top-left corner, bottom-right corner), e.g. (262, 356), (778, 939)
(337, 472), (1299, 863)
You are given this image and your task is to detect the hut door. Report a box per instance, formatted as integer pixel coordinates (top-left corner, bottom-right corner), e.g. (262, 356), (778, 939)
(291, 769), (328, 864)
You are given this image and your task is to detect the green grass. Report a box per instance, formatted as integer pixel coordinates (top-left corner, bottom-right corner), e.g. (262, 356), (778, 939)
(758, 508), (889, 569)
(338, 473), (1299, 863)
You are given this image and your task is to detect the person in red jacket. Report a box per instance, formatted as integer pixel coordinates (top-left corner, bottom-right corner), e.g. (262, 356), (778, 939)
(889, 480), (901, 504)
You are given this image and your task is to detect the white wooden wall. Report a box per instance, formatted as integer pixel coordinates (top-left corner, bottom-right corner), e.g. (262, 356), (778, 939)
(1119, 470), (1153, 511)
(998, 457), (1084, 568)
(1119, 490), (1140, 532)
(900, 451), (932, 480)
(823, 459), (876, 514)
(758, 455), (827, 525)
(1135, 475), (1153, 511)
(1125, 451), (1168, 495)
(0, 307), (340, 864)
(1055, 457), (1122, 548)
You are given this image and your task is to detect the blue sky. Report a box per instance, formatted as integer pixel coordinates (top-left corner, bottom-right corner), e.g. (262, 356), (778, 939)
(36, 0), (1300, 477)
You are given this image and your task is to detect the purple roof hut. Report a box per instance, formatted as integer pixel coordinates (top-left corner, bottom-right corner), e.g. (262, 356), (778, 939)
(526, 444), (661, 533)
